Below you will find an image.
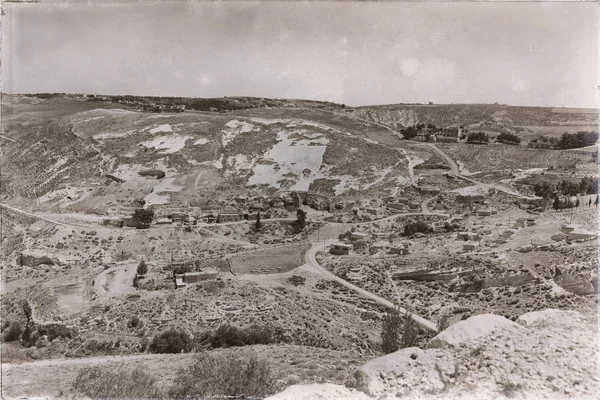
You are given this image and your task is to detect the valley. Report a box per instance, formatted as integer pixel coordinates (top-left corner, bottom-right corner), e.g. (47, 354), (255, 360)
(1, 94), (598, 399)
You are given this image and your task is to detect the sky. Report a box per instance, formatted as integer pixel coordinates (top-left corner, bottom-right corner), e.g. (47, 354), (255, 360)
(2, 1), (598, 108)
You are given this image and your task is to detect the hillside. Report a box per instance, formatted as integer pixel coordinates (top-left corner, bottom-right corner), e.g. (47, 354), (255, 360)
(349, 104), (599, 138)
(0, 95), (414, 213)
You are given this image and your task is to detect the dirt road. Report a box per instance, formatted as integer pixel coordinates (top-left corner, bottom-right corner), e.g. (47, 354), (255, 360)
(0, 203), (89, 228)
(304, 240), (438, 332)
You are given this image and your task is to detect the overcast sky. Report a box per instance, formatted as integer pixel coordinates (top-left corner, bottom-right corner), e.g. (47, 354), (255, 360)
(2, 1), (598, 107)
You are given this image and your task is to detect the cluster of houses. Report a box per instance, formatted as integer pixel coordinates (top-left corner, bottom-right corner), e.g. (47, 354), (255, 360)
(174, 268), (220, 289)
(414, 126), (467, 142)
(330, 231), (411, 256)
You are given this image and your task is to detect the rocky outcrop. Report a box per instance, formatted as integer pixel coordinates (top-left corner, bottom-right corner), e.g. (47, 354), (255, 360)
(267, 309), (597, 400)
(553, 274), (596, 295)
(17, 252), (56, 267)
(104, 174), (125, 183)
(452, 273), (537, 293)
(392, 268), (472, 283)
(138, 169), (166, 179)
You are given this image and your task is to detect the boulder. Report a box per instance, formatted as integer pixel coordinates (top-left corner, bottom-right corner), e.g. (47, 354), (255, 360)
(104, 174), (125, 183)
(516, 309), (581, 328)
(427, 314), (521, 349)
(553, 274), (595, 295)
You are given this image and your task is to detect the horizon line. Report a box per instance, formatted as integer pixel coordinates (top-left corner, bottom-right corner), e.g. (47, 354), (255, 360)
(1, 91), (598, 110)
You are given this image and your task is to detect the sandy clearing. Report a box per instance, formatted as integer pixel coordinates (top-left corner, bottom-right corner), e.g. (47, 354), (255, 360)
(144, 177), (184, 206)
(192, 138), (209, 145)
(93, 130), (136, 140)
(144, 124), (173, 134)
(139, 134), (191, 154)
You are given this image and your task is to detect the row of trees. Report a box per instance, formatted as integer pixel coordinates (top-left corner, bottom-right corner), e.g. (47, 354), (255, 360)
(466, 132), (489, 143)
(556, 131), (598, 150)
(552, 195), (598, 211)
(533, 177), (598, 199)
(529, 131), (598, 150)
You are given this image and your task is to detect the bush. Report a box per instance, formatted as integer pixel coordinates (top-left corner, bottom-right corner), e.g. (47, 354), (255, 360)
(287, 275), (306, 286)
(401, 312), (419, 348)
(437, 312), (451, 332)
(2, 321), (24, 342)
(73, 366), (163, 399)
(196, 324), (280, 350)
(497, 132), (521, 145)
(402, 220), (432, 236)
(169, 353), (276, 399)
(149, 329), (192, 354)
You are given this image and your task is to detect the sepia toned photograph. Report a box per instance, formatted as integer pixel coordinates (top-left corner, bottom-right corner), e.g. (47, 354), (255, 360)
(0, 0), (598, 399)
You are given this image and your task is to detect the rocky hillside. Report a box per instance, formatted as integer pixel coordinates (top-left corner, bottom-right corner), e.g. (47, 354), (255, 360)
(267, 309), (598, 399)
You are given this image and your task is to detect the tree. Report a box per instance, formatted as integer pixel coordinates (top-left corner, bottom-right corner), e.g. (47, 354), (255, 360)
(381, 308), (401, 354)
(576, 198), (580, 208)
(553, 196), (560, 212)
(589, 198), (592, 208)
(533, 181), (554, 199)
(467, 132), (489, 143)
(254, 212), (262, 232)
(137, 258), (148, 276)
(133, 208), (154, 226)
(595, 195), (599, 208)
(400, 126), (418, 140)
(295, 209), (307, 230)
(497, 132), (521, 145)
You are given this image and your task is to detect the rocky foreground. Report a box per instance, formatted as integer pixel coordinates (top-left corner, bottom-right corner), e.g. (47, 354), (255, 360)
(267, 309), (598, 400)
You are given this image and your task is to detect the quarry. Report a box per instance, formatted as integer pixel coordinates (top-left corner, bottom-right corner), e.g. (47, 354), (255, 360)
(1, 93), (598, 400)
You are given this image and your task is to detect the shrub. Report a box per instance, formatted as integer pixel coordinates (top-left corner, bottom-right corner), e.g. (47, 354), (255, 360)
(127, 317), (141, 329)
(437, 312), (451, 332)
(115, 250), (131, 261)
(381, 308), (402, 354)
(2, 321), (24, 342)
(287, 275), (306, 286)
(149, 329), (192, 354)
(73, 366), (163, 399)
(401, 312), (419, 348)
(169, 353), (276, 399)
(194, 324), (282, 350)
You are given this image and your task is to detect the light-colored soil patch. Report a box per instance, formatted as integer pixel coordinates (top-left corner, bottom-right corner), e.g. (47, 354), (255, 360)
(229, 243), (310, 274)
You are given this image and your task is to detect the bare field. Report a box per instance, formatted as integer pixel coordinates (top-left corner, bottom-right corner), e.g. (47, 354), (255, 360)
(229, 243), (310, 274)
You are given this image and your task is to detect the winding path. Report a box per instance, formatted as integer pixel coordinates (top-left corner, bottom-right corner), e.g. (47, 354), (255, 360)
(304, 239), (438, 333)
